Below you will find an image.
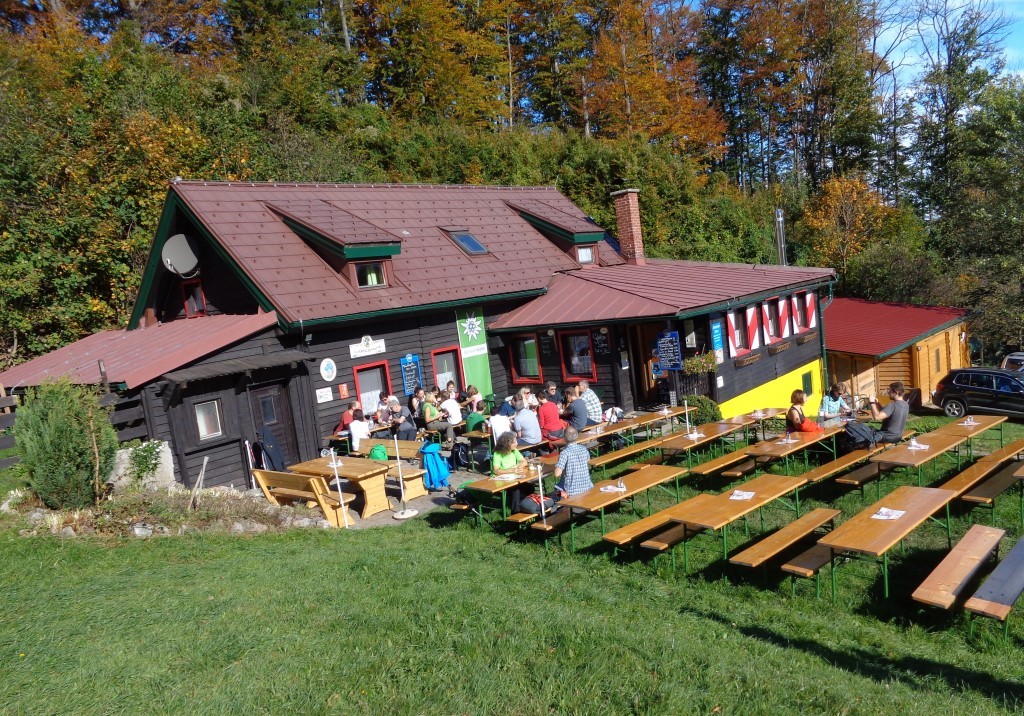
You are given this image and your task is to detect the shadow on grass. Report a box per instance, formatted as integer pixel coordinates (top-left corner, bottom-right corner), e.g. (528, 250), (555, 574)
(682, 605), (1024, 705)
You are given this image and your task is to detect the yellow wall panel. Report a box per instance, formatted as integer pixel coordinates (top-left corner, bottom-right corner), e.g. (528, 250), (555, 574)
(718, 359), (824, 418)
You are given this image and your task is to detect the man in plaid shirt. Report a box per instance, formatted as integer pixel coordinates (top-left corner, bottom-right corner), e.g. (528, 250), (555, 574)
(577, 380), (603, 424)
(554, 426), (594, 497)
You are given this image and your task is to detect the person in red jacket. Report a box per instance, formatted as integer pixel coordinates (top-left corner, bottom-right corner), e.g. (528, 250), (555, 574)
(536, 390), (566, 440)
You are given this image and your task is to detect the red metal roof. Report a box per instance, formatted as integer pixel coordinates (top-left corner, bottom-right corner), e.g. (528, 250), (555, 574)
(0, 312), (278, 389)
(168, 182), (595, 325)
(824, 297), (969, 357)
(264, 200), (400, 245)
(491, 259), (834, 329)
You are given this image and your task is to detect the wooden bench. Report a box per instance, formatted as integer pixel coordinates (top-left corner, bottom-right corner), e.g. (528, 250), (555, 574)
(252, 469), (356, 528)
(529, 506), (576, 538)
(384, 464), (429, 500)
(940, 460), (1012, 499)
(965, 534), (1024, 640)
(689, 447), (752, 477)
(603, 494), (717, 551)
(506, 512), (538, 525)
(832, 431), (915, 495)
(961, 462), (1022, 522)
(355, 438), (424, 460)
(781, 544), (836, 598)
(912, 524), (1005, 609)
(729, 508), (841, 569)
(589, 437), (665, 478)
(798, 447), (886, 486)
(721, 458), (770, 479)
(977, 438), (1024, 463)
(639, 521), (706, 572)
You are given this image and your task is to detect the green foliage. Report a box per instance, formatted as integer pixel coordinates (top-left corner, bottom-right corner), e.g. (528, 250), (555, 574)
(127, 441), (163, 486)
(682, 394), (721, 425)
(16, 380), (118, 509)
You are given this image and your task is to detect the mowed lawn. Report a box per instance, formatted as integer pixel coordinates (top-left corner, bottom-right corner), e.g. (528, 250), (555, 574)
(2, 418), (1024, 714)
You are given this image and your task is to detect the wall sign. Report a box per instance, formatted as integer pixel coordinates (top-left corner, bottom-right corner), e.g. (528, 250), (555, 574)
(400, 353), (423, 396)
(592, 331), (611, 355)
(349, 335), (386, 359)
(710, 320), (725, 364)
(315, 387), (334, 404)
(319, 358), (337, 382)
(656, 331), (683, 371)
(338, 383), (349, 399)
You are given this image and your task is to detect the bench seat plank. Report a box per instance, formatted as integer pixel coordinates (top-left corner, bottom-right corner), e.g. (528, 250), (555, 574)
(965, 535), (1024, 621)
(912, 524), (1004, 609)
(603, 493), (717, 547)
(962, 462), (1022, 504)
(589, 437), (664, 469)
(529, 507), (575, 533)
(689, 447), (751, 476)
(939, 462), (1005, 499)
(506, 512), (538, 525)
(729, 508), (841, 568)
(640, 522), (705, 552)
(781, 544), (834, 578)
(835, 463), (882, 487)
(977, 438), (1024, 463)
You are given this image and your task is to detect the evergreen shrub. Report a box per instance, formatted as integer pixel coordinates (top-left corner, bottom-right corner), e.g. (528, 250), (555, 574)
(683, 394), (722, 425)
(17, 380), (118, 509)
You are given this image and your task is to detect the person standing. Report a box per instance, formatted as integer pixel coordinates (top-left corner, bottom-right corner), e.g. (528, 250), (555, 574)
(553, 426), (594, 498)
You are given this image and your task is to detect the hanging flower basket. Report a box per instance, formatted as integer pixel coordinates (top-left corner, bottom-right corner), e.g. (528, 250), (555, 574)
(682, 352), (717, 376)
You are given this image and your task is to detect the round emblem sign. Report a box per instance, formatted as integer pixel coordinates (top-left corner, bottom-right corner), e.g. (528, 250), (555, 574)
(319, 358), (337, 382)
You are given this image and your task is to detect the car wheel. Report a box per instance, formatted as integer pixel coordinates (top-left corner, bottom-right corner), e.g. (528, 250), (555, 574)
(943, 398), (966, 418)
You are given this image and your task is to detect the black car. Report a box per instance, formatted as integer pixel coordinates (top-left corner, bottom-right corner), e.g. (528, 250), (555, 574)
(932, 368), (1024, 419)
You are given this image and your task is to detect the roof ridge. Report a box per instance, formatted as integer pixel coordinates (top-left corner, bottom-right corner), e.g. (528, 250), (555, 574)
(172, 180), (560, 191)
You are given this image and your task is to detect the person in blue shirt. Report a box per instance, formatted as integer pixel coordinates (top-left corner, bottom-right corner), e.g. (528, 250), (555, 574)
(820, 383), (852, 420)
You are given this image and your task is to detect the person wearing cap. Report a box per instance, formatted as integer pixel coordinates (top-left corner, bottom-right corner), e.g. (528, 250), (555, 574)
(514, 396), (543, 446)
(386, 397), (417, 440)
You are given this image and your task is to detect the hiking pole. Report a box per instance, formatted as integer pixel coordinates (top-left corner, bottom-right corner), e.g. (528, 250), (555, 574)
(321, 448), (349, 528)
(393, 434), (418, 520)
(534, 462), (547, 528)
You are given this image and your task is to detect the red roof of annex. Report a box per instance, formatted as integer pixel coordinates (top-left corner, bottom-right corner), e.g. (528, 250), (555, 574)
(824, 297), (969, 357)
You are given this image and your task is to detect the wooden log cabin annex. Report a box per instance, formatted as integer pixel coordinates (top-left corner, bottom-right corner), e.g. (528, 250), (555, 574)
(0, 182), (835, 488)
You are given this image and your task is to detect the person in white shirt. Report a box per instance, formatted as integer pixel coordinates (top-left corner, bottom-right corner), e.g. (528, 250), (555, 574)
(487, 406), (512, 441)
(440, 396), (463, 426)
(348, 409), (371, 451)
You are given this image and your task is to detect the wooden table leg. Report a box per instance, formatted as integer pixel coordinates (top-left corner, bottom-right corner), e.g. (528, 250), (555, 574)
(353, 473), (390, 518)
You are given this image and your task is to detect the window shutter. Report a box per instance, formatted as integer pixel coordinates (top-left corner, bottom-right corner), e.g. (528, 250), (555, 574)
(761, 302), (773, 344)
(726, 311), (740, 356)
(778, 296), (791, 338)
(745, 305), (761, 351)
(806, 291), (818, 329)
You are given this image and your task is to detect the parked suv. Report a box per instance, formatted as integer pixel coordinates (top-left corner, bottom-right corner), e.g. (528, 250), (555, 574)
(933, 368), (1024, 418)
(1000, 352), (1024, 371)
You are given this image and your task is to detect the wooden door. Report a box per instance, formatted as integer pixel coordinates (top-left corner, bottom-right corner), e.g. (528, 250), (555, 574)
(249, 384), (299, 469)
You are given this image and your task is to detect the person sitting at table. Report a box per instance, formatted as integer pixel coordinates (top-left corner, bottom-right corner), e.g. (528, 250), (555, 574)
(492, 431), (526, 475)
(536, 390), (566, 441)
(488, 405), (512, 440)
(543, 381), (560, 406)
(563, 386), (594, 432)
(464, 384), (484, 412)
(440, 392), (463, 426)
(514, 396), (543, 448)
(374, 391), (391, 423)
(577, 379), (603, 424)
(443, 380), (459, 401)
(348, 409), (371, 452)
(553, 426), (594, 499)
(334, 400), (360, 434)
(867, 381), (909, 443)
(786, 390), (823, 433)
(386, 397), (417, 440)
(498, 394), (517, 417)
(465, 402), (487, 433)
(820, 383), (852, 420)
(408, 387), (426, 423)
(423, 391), (457, 448)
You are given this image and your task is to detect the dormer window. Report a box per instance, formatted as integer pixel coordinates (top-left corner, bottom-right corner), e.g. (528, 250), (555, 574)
(446, 229), (488, 256)
(577, 246), (595, 264)
(355, 261), (387, 288)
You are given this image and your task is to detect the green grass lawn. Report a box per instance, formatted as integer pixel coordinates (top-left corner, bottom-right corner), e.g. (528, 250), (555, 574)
(1, 415), (1023, 714)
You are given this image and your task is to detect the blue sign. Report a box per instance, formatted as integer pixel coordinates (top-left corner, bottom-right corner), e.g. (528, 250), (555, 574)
(400, 353), (423, 396)
(710, 320), (725, 364)
(656, 331), (683, 371)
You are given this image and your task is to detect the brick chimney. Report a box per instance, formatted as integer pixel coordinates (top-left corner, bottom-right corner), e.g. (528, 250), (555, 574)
(610, 188), (645, 265)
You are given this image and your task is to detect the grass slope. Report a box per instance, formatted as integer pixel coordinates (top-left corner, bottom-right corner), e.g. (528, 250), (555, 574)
(1, 417), (1023, 714)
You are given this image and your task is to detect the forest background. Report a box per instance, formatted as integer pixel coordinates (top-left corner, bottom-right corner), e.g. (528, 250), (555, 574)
(0, 0), (1022, 367)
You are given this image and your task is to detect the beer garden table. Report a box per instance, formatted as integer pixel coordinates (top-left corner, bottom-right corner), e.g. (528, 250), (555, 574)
(287, 455), (391, 518)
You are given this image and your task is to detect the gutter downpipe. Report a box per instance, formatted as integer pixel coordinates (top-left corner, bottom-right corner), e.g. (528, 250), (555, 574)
(818, 281), (835, 392)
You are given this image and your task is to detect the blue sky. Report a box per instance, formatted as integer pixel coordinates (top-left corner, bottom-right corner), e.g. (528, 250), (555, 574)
(998, 1), (1024, 73)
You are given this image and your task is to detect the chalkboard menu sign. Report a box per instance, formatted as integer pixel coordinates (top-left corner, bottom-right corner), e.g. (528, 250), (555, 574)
(539, 333), (557, 356)
(656, 331), (683, 371)
(400, 354), (423, 395)
(591, 331), (610, 355)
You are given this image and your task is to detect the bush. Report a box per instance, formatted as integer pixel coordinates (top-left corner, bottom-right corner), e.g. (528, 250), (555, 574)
(683, 395), (722, 426)
(17, 380), (118, 509)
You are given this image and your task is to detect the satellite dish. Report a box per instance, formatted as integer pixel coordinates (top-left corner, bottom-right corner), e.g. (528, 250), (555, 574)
(161, 233), (200, 276)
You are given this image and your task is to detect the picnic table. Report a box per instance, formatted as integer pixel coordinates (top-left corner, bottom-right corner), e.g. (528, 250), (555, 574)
(870, 430), (970, 486)
(744, 424), (843, 476)
(287, 455), (391, 518)
(932, 415), (1006, 456)
(659, 420), (750, 468)
(667, 472), (806, 571)
(741, 408), (788, 441)
(557, 464), (688, 550)
(818, 485), (955, 598)
(462, 461), (553, 520)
